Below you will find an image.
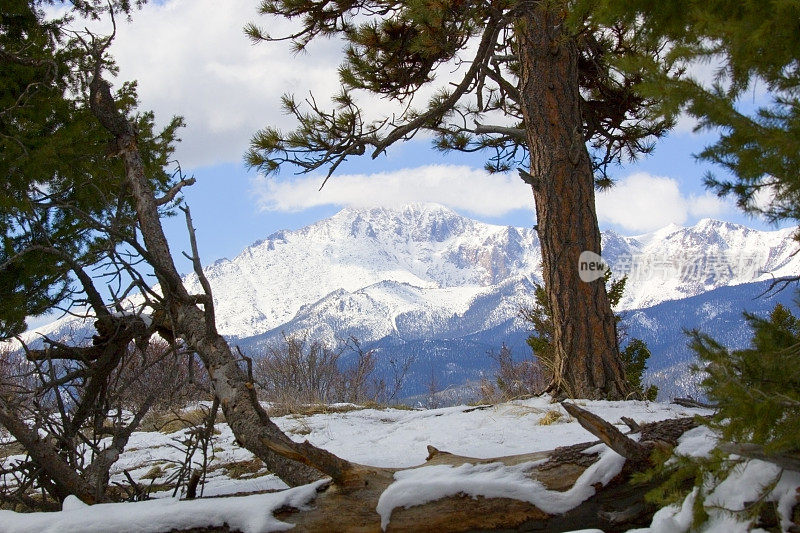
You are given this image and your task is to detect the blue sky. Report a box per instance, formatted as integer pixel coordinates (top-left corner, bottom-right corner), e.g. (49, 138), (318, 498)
(94, 0), (785, 276)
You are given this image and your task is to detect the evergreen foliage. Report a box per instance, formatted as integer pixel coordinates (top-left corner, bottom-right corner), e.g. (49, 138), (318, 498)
(639, 302), (800, 528)
(245, 0), (678, 181)
(620, 338), (658, 401)
(691, 303), (800, 456)
(0, 0), (182, 339)
(587, 0), (800, 232)
(521, 273), (657, 400)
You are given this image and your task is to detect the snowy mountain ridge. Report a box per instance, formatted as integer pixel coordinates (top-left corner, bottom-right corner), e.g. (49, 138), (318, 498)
(179, 203), (798, 346)
(23, 203), (799, 354)
(184, 203), (541, 341)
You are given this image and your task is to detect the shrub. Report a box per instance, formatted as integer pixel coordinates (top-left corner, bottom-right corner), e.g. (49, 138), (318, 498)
(520, 273), (657, 399)
(640, 302), (800, 528)
(255, 333), (343, 405)
(254, 333), (402, 410)
(480, 343), (546, 402)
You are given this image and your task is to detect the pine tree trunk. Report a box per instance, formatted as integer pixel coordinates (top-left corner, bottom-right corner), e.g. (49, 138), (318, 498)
(515, 6), (629, 400)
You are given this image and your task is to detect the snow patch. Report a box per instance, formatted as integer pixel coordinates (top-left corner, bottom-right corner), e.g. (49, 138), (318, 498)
(633, 426), (800, 532)
(673, 425), (718, 458)
(0, 479), (328, 533)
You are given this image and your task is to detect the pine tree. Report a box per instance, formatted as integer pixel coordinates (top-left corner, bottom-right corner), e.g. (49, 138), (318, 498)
(522, 272), (657, 399)
(589, 0), (800, 235)
(638, 303), (800, 528)
(691, 303), (800, 457)
(246, 0), (682, 399)
(0, 0), (182, 339)
(0, 1), (197, 504)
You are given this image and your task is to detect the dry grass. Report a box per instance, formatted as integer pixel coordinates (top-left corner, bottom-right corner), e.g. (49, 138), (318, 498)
(286, 418), (312, 436)
(140, 408), (224, 434)
(221, 458), (267, 479)
(503, 403), (546, 418)
(538, 409), (563, 425)
(141, 465), (165, 480)
(266, 402), (367, 418)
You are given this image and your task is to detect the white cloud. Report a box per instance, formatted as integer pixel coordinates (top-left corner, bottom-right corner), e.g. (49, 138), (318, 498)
(596, 172), (730, 233)
(255, 167), (732, 230)
(42, 0), (488, 170)
(61, 0), (473, 169)
(252, 165), (533, 217)
(87, 0), (344, 168)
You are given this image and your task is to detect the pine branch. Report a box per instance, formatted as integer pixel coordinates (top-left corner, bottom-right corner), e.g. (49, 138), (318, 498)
(371, 15), (505, 157)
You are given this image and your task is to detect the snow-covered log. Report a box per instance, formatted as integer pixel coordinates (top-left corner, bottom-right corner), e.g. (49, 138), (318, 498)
(258, 409), (699, 532)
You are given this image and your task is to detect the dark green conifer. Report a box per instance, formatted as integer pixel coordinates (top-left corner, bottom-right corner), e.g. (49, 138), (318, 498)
(588, 0), (800, 234)
(0, 0), (182, 339)
(522, 272), (657, 399)
(638, 303), (800, 528)
(690, 303), (800, 457)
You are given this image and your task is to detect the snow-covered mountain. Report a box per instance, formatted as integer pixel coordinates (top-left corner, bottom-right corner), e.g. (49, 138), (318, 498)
(605, 218), (799, 309)
(21, 203), (800, 398)
(181, 203), (797, 344)
(184, 204), (541, 341)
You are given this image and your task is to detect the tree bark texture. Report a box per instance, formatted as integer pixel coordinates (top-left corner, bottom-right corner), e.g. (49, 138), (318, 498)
(515, 5), (628, 400)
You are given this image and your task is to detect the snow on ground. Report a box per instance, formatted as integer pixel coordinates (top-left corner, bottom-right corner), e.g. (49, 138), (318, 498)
(275, 397), (710, 468)
(630, 425), (800, 533)
(0, 481), (327, 533)
(1, 397), (796, 532)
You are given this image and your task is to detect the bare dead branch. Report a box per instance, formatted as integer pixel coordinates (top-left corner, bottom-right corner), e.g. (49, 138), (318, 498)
(474, 123), (526, 140)
(671, 397), (716, 409)
(180, 205), (216, 333)
(620, 416), (641, 433)
(155, 177), (196, 206)
(561, 402), (649, 462)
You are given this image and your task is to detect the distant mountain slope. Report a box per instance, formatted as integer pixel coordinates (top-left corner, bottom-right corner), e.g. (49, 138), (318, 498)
(183, 204), (541, 340)
(180, 204), (798, 344)
(623, 278), (798, 399)
(21, 204), (799, 400)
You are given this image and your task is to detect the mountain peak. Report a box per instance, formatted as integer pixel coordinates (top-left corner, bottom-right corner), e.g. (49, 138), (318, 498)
(23, 206), (800, 361)
(337, 202), (460, 221)
(692, 218), (745, 234)
(326, 203), (472, 243)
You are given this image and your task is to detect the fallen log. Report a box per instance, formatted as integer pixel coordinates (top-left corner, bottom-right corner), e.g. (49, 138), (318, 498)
(717, 442), (800, 472)
(672, 397), (716, 409)
(264, 408), (699, 532)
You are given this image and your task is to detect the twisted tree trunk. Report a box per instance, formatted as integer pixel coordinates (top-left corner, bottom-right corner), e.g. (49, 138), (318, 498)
(516, 5), (629, 400)
(88, 71), (360, 488)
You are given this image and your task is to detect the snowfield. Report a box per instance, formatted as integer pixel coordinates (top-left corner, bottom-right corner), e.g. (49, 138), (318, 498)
(1, 397), (797, 532)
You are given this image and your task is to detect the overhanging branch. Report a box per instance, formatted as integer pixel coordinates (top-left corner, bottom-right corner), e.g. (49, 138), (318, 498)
(371, 14), (505, 157)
